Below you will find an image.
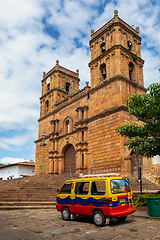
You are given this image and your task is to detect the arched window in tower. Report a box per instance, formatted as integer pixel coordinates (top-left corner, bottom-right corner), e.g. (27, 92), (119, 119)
(66, 82), (70, 93)
(82, 109), (84, 120)
(100, 63), (106, 80)
(45, 100), (49, 113)
(65, 120), (70, 133)
(47, 83), (50, 90)
(82, 153), (84, 167)
(82, 131), (84, 142)
(129, 62), (135, 81)
(100, 42), (106, 53)
(46, 77), (50, 91)
(128, 41), (132, 51)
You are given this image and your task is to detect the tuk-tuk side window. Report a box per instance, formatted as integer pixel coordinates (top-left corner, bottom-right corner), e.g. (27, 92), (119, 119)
(60, 182), (72, 194)
(75, 182), (90, 195)
(111, 179), (130, 194)
(91, 181), (106, 195)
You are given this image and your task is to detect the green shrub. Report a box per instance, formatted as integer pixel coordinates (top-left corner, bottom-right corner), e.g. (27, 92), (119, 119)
(156, 177), (160, 184)
(135, 193), (160, 207)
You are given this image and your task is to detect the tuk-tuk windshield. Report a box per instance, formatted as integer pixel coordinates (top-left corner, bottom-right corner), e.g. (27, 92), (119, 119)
(111, 179), (130, 194)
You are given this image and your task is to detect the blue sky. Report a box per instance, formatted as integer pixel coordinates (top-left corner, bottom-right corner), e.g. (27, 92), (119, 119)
(0, 0), (160, 165)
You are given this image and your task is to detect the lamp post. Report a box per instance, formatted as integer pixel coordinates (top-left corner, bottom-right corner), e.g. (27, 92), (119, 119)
(138, 157), (143, 195)
(39, 133), (47, 175)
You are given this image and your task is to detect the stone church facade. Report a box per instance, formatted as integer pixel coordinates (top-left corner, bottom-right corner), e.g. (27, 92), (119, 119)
(35, 10), (150, 176)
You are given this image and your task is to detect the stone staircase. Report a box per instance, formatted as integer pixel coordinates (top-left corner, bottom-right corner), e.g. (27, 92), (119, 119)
(128, 175), (160, 199)
(0, 173), (77, 210)
(0, 173), (159, 210)
(129, 175), (159, 192)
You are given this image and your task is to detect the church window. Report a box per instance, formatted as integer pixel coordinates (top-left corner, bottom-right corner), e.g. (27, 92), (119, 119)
(100, 36), (104, 42)
(129, 62), (135, 81)
(64, 117), (73, 134)
(100, 63), (106, 80)
(72, 80), (74, 88)
(47, 83), (50, 90)
(82, 131), (84, 142)
(46, 77), (50, 91)
(66, 120), (70, 133)
(128, 41), (132, 51)
(54, 122), (56, 132)
(82, 109), (84, 120)
(45, 100), (49, 112)
(82, 154), (84, 167)
(66, 82), (70, 92)
(100, 42), (106, 53)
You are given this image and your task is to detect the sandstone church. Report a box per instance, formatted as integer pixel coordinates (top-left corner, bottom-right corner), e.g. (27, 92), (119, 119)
(35, 10), (151, 176)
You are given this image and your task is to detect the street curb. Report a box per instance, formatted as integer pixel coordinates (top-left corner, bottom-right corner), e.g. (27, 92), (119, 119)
(133, 210), (160, 220)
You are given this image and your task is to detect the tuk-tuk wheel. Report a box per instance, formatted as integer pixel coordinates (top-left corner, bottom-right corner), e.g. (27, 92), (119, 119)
(61, 207), (71, 221)
(93, 211), (106, 227)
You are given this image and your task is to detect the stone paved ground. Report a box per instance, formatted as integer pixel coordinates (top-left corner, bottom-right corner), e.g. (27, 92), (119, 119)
(0, 209), (160, 240)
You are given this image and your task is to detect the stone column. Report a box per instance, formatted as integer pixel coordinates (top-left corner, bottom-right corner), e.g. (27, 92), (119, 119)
(40, 101), (42, 117)
(49, 160), (54, 173)
(76, 152), (82, 170)
(79, 131), (82, 142)
(84, 130), (87, 142)
(56, 121), (59, 132)
(79, 110), (82, 120)
(55, 139), (58, 150)
(54, 159), (58, 173)
(84, 108), (87, 119)
(51, 140), (54, 150)
(60, 157), (64, 174)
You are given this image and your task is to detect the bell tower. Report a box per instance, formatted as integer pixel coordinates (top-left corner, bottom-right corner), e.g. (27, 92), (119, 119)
(89, 10), (144, 89)
(40, 60), (80, 118)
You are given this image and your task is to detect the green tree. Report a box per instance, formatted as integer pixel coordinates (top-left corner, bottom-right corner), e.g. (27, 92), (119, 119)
(116, 83), (160, 158)
(29, 159), (35, 163)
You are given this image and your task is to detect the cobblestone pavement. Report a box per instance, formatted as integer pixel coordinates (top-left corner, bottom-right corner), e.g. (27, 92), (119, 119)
(0, 209), (160, 240)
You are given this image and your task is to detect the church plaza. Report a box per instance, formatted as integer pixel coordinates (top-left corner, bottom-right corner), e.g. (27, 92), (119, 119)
(0, 208), (160, 239)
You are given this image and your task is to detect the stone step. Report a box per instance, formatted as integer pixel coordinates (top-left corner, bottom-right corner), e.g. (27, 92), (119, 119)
(0, 173), (159, 204)
(0, 201), (56, 206)
(0, 205), (55, 210)
(0, 198), (56, 202)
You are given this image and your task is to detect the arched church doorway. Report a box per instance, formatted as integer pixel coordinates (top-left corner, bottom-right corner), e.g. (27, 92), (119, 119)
(64, 144), (76, 174)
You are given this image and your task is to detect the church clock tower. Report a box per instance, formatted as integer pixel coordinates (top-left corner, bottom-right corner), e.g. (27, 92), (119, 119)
(40, 60), (80, 118)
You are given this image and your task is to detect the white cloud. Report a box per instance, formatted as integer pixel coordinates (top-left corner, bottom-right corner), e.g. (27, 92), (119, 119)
(142, 49), (160, 87)
(0, 0), (159, 162)
(0, 132), (35, 151)
(0, 157), (31, 165)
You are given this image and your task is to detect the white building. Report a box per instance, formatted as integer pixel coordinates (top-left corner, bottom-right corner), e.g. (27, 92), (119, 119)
(154, 155), (160, 164)
(0, 162), (35, 180)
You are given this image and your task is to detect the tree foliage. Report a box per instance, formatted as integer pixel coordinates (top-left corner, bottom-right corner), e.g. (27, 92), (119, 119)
(116, 83), (160, 158)
(135, 193), (160, 207)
